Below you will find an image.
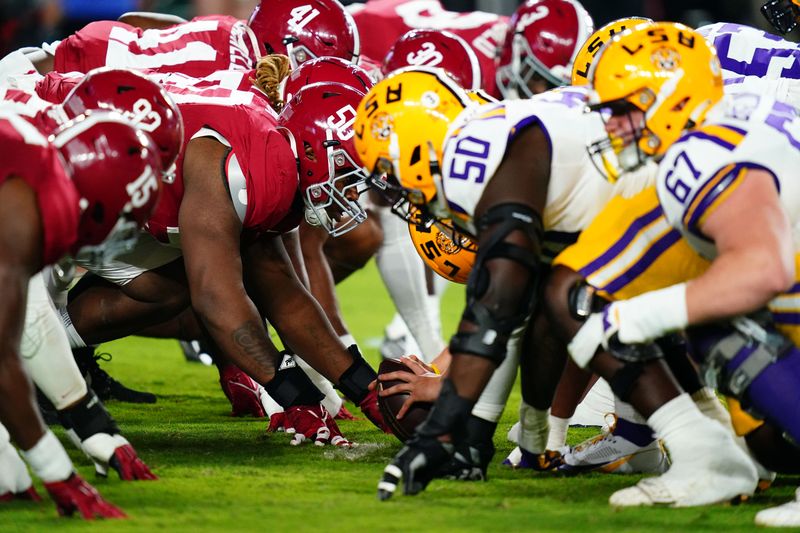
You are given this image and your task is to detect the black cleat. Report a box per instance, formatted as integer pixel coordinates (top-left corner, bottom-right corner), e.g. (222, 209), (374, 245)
(73, 347), (157, 404)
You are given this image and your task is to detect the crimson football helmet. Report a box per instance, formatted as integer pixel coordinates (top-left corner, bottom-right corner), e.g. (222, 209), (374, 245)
(61, 68), (184, 183)
(381, 29), (482, 91)
(282, 56), (373, 103)
(278, 82), (369, 236)
(496, 0), (593, 98)
(50, 111), (163, 265)
(248, 0), (360, 69)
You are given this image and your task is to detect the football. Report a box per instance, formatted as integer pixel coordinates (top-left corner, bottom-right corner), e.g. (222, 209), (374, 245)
(377, 358), (433, 442)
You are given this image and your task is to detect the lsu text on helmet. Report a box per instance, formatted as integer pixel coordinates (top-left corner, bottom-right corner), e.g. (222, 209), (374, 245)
(382, 29), (482, 91)
(353, 66), (472, 223)
(278, 81), (369, 236)
(63, 67), (184, 183)
(408, 210), (476, 284)
(51, 110), (163, 265)
(586, 22), (723, 182)
(571, 17), (653, 86)
(496, 0), (593, 98)
(248, 0), (360, 69)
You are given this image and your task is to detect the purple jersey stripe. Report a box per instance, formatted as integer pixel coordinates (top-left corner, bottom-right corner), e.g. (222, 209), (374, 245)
(600, 229), (682, 295)
(772, 312), (800, 325)
(578, 205), (664, 278)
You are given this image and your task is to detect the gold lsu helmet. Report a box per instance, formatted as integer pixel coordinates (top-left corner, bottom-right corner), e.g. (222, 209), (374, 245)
(587, 22), (723, 177)
(353, 66), (472, 221)
(571, 17), (653, 86)
(408, 211), (476, 284)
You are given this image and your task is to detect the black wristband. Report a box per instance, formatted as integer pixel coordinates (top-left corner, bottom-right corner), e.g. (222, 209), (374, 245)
(337, 345), (377, 405)
(58, 389), (120, 440)
(264, 352), (325, 408)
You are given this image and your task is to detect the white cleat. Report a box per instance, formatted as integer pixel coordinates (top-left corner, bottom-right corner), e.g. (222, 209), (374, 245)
(560, 417), (668, 475)
(609, 419), (757, 507)
(755, 488), (800, 527)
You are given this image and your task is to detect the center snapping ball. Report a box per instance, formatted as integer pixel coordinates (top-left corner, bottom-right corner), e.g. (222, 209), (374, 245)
(377, 358), (433, 442)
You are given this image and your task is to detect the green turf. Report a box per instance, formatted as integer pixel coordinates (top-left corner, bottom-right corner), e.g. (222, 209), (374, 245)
(4, 261), (797, 531)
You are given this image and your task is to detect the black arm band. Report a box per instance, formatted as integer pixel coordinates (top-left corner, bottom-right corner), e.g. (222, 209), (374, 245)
(337, 345), (377, 405)
(58, 390), (120, 440)
(264, 352), (325, 408)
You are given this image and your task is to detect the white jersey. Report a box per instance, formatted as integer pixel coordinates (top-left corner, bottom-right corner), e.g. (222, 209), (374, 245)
(657, 92), (800, 259)
(698, 22), (800, 108)
(441, 86), (616, 261)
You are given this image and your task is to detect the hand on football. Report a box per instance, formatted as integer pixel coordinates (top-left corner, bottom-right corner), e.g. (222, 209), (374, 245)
(378, 369), (441, 420)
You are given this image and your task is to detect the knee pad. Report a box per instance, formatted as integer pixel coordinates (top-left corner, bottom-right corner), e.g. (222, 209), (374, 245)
(449, 203), (543, 365)
(688, 318), (800, 444)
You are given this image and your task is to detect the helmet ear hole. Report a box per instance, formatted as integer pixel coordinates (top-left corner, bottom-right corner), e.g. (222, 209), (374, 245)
(303, 141), (317, 162)
(91, 203), (105, 224)
(409, 145), (421, 166)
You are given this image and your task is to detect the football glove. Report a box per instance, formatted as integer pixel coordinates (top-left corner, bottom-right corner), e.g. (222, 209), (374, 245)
(283, 405), (351, 447)
(44, 473), (126, 519)
(377, 436), (454, 500)
(358, 389), (392, 433)
(69, 431), (156, 481)
(219, 364), (267, 418)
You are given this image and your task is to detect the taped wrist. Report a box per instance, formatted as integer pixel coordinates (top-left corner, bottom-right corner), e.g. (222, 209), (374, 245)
(449, 203), (542, 365)
(337, 345), (377, 405)
(264, 351), (325, 408)
(416, 379), (475, 442)
(57, 390), (119, 441)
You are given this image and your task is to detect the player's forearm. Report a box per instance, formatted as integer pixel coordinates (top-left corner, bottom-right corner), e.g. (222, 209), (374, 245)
(268, 288), (352, 382)
(192, 288), (279, 384)
(686, 246), (794, 325)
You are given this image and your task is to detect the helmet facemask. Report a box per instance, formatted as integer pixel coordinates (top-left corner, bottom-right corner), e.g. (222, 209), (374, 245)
(304, 130), (369, 237)
(74, 211), (141, 267)
(587, 93), (654, 182)
(284, 36), (318, 70)
(761, 0), (800, 34)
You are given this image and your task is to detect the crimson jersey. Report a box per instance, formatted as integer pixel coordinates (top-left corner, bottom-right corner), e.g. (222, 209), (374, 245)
(0, 85), (65, 134)
(147, 76), (298, 243)
(33, 70), (297, 241)
(0, 112), (80, 264)
(53, 16), (261, 78)
(351, 0), (508, 95)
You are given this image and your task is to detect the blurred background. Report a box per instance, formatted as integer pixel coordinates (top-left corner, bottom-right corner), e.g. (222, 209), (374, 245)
(0, 0), (793, 57)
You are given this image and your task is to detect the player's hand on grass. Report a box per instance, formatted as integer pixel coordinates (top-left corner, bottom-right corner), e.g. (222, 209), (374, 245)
(284, 405), (351, 447)
(377, 435), (453, 500)
(44, 473), (126, 519)
(79, 433), (157, 481)
(108, 443), (158, 480)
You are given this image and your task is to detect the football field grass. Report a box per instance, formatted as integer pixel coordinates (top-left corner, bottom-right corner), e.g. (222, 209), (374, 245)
(4, 261), (798, 531)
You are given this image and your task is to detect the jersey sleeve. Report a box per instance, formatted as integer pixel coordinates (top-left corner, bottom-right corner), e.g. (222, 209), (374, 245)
(441, 103), (509, 222)
(656, 123), (776, 244)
